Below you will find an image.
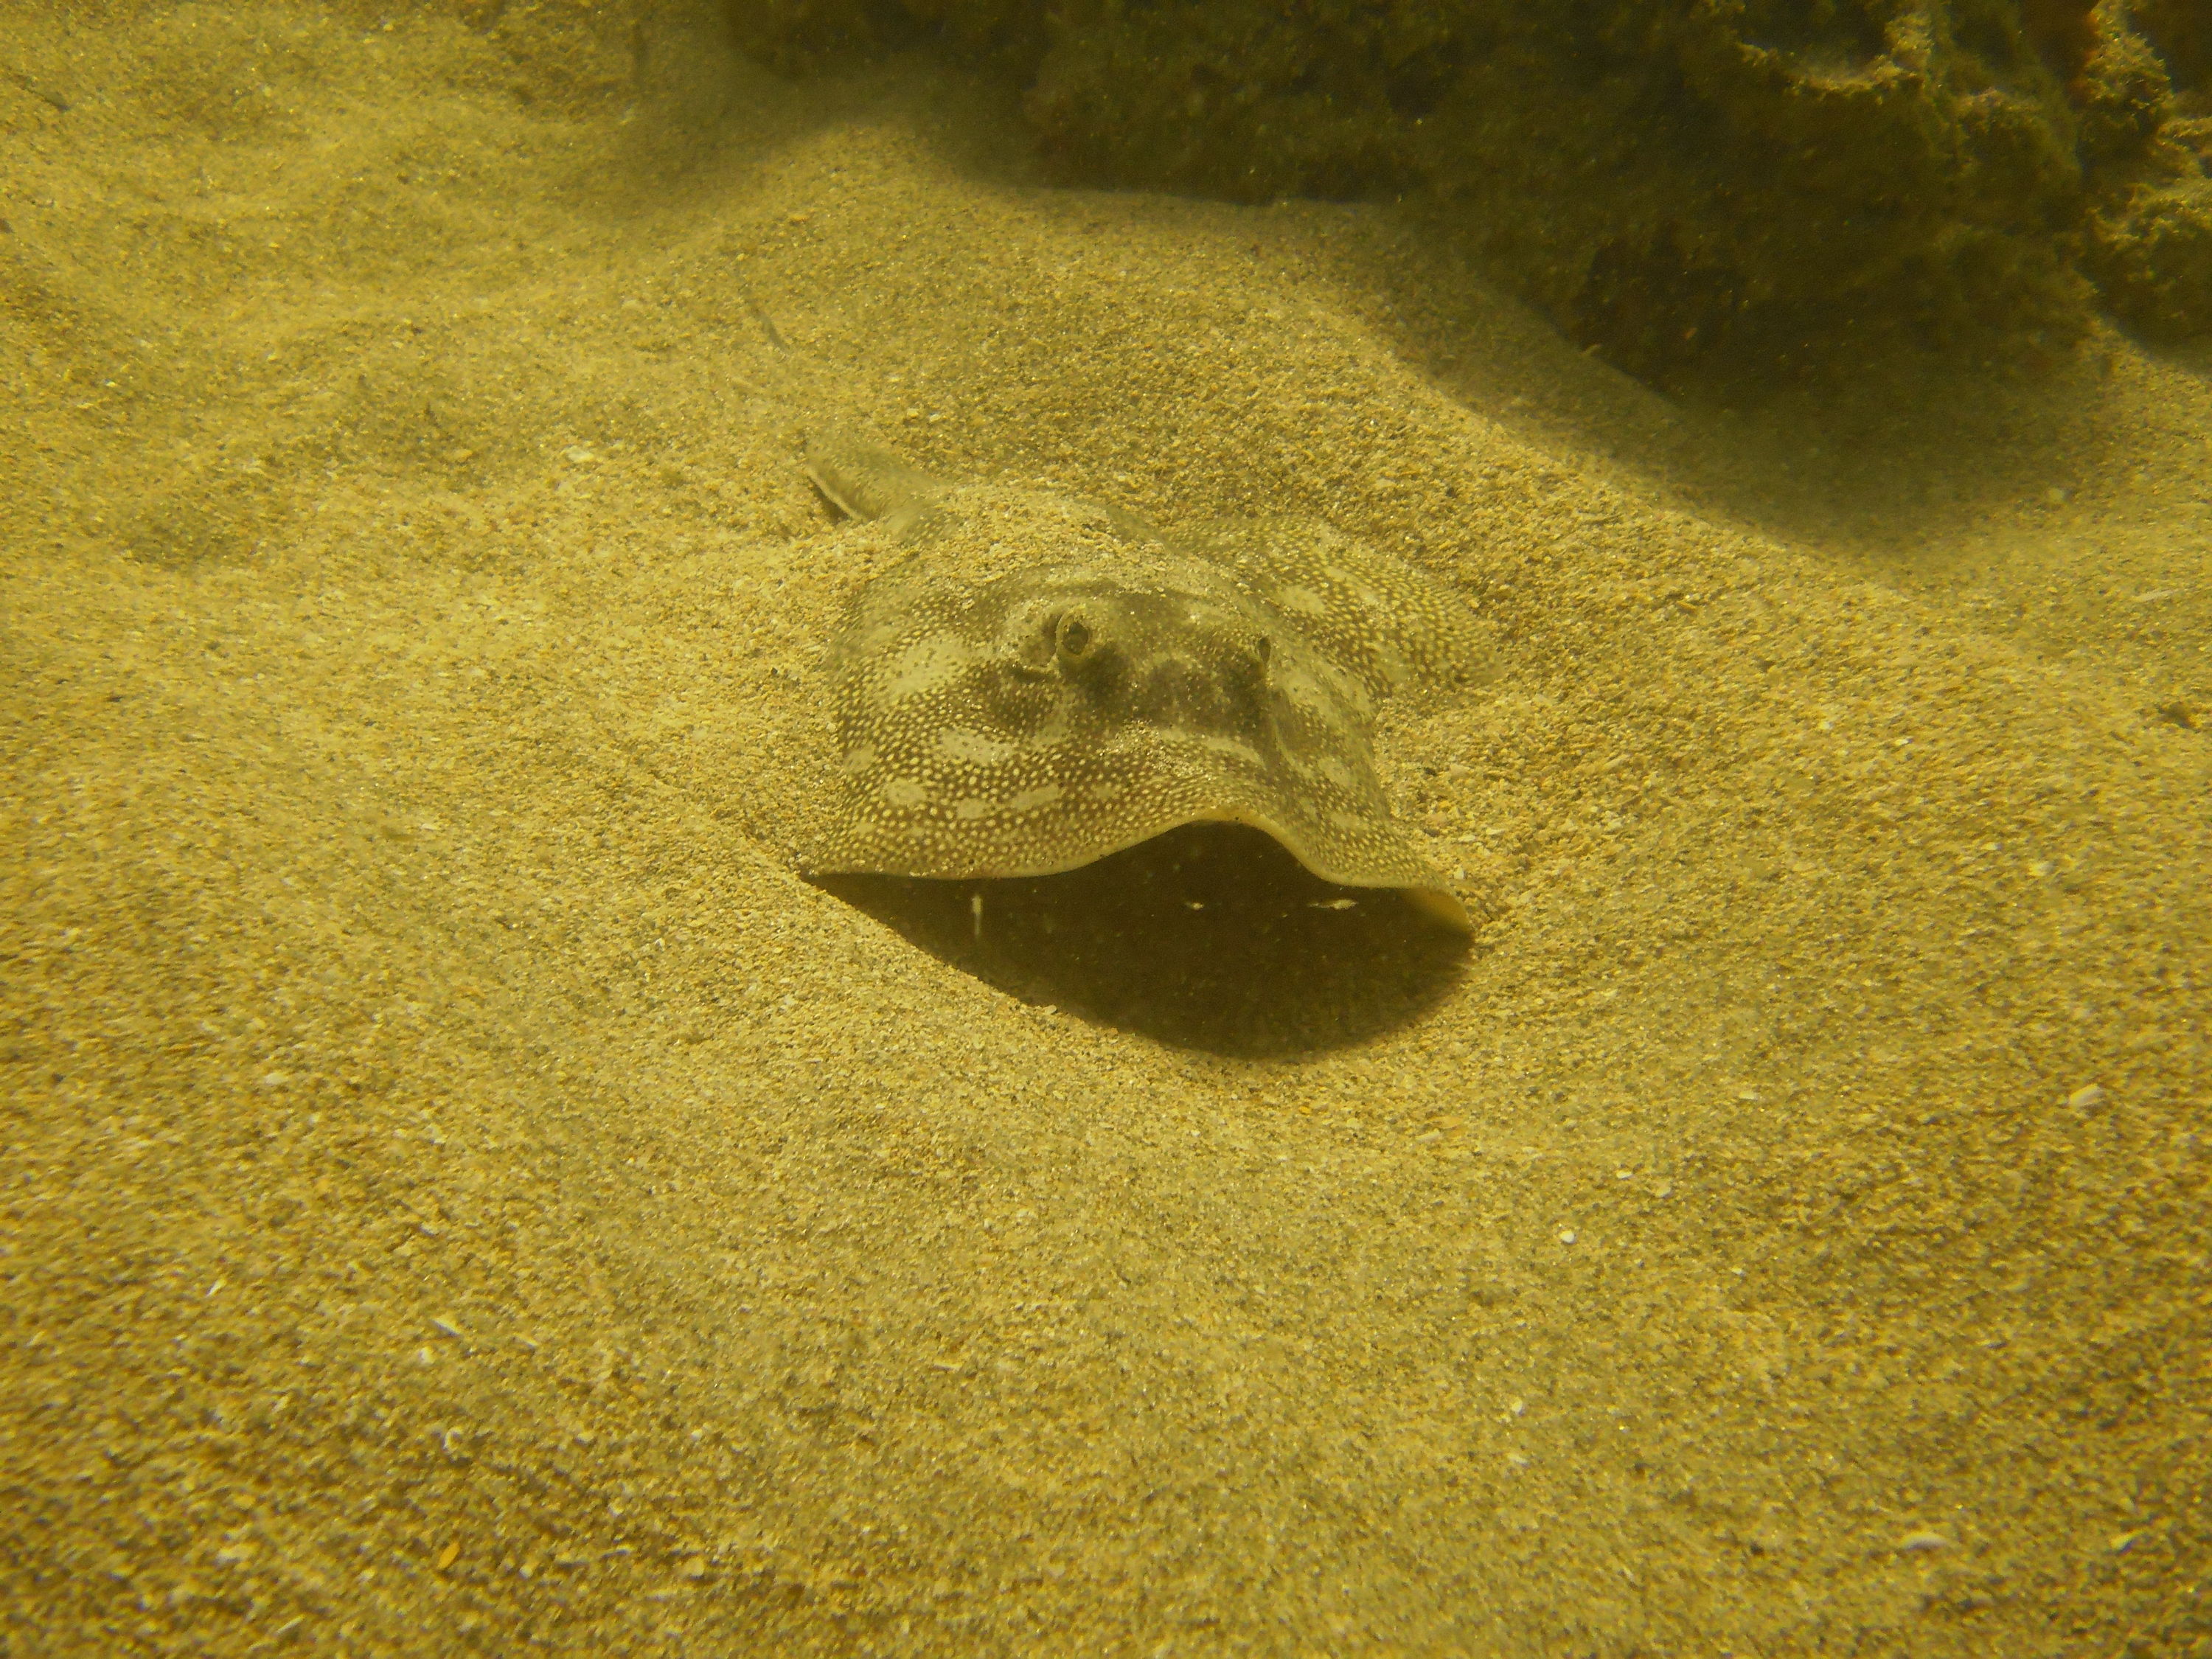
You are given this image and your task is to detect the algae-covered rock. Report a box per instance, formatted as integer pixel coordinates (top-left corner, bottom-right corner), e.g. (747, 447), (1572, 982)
(2132, 0), (2210, 94)
(2065, 4), (2212, 344)
(2085, 122), (2212, 338)
(726, 0), (913, 76)
(2073, 8), (2174, 161)
(730, 0), (2212, 369)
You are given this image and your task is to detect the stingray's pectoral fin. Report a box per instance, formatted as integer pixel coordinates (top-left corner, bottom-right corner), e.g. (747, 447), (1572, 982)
(1198, 807), (1475, 933)
(805, 431), (949, 523)
(1403, 885), (1474, 931)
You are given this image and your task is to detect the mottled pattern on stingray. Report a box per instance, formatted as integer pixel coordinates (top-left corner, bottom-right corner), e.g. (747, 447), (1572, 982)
(804, 432), (1484, 923)
(1175, 518), (1495, 706)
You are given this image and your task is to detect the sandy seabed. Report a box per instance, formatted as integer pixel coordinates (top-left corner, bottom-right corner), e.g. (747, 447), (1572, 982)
(2, 6), (2208, 1655)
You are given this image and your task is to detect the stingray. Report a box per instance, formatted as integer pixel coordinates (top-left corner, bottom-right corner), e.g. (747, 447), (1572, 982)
(802, 431), (1490, 928)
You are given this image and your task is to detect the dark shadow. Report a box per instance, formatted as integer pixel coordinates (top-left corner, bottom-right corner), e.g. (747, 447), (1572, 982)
(1362, 209), (2212, 578)
(815, 824), (1472, 1057)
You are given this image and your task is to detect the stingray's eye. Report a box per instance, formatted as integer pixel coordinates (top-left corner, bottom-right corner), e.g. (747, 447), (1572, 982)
(1054, 611), (1096, 663)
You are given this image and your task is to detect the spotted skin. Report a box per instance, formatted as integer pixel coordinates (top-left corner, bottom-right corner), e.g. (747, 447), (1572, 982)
(803, 432), (1490, 928)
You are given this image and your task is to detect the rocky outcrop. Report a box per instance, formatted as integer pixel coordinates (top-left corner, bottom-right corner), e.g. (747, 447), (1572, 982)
(731, 0), (2212, 383)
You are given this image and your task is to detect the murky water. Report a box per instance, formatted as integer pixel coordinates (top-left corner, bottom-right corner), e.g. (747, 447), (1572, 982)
(3, 7), (2206, 1653)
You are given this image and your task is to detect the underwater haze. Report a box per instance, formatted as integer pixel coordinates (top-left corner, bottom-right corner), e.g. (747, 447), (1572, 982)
(2, 3), (2208, 1655)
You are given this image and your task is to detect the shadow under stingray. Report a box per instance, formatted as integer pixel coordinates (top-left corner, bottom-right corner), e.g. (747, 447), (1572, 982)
(815, 823), (1473, 1057)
